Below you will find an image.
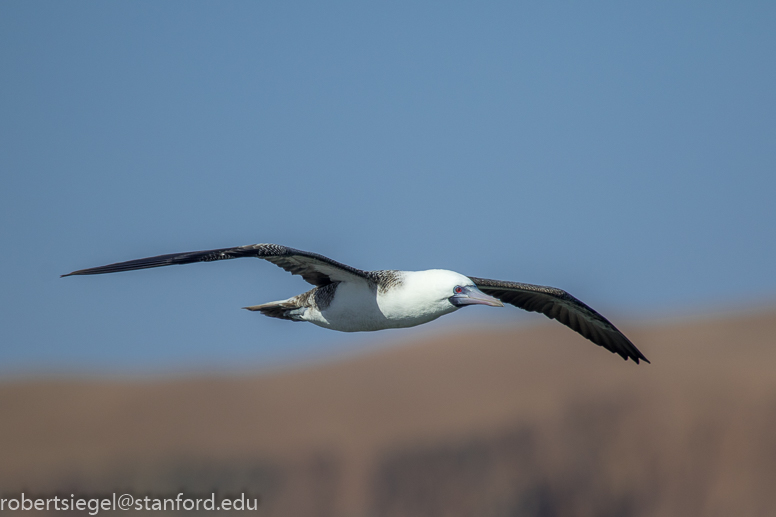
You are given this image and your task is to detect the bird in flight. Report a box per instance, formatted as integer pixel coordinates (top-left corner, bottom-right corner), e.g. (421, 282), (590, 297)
(63, 243), (648, 364)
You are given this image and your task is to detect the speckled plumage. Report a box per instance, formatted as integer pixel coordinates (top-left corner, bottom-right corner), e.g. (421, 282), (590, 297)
(244, 282), (340, 321)
(367, 270), (404, 293)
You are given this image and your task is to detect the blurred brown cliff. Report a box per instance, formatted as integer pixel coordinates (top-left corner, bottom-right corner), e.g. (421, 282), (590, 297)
(2, 309), (775, 516)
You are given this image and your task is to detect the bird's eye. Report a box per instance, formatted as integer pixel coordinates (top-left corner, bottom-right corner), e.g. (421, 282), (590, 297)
(453, 286), (464, 294)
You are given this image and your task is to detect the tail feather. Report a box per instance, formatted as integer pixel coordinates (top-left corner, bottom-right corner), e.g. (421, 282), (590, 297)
(243, 300), (306, 321)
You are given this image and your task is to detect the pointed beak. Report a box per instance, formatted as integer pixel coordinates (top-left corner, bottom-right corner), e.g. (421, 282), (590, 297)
(449, 286), (504, 307)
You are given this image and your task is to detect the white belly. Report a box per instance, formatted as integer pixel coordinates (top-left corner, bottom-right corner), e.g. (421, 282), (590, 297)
(303, 281), (457, 332)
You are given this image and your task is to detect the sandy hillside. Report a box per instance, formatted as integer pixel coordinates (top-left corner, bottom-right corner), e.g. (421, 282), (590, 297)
(1, 309), (775, 517)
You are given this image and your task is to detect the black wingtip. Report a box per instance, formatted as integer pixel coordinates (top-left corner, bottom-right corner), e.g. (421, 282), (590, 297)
(629, 352), (650, 365)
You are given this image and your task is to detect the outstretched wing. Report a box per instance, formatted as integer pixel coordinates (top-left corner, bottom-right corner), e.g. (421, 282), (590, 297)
(469, 277), (648, 364)
(62, 244), (370, 287)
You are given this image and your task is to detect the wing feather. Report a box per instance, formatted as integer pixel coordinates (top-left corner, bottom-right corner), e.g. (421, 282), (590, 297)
(469, 276), (648, 364)
(62, 244), (370, 286)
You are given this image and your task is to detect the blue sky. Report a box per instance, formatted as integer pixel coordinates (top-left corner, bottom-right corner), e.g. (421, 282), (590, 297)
(2, 2), (774, 375)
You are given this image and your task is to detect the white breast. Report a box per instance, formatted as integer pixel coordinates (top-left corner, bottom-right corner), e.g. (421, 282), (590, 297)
(304, 270), (462, 332)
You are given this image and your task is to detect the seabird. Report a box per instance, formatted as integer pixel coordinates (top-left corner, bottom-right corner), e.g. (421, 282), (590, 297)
(62, 243), (648, 364)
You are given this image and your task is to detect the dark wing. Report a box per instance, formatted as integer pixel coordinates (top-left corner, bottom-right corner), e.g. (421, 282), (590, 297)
(62, 244), (371, 287)
(469, 277), (648, 364)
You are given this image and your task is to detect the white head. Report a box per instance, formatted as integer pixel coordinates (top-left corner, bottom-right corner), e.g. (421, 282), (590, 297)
(387, 270), (503, 322)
